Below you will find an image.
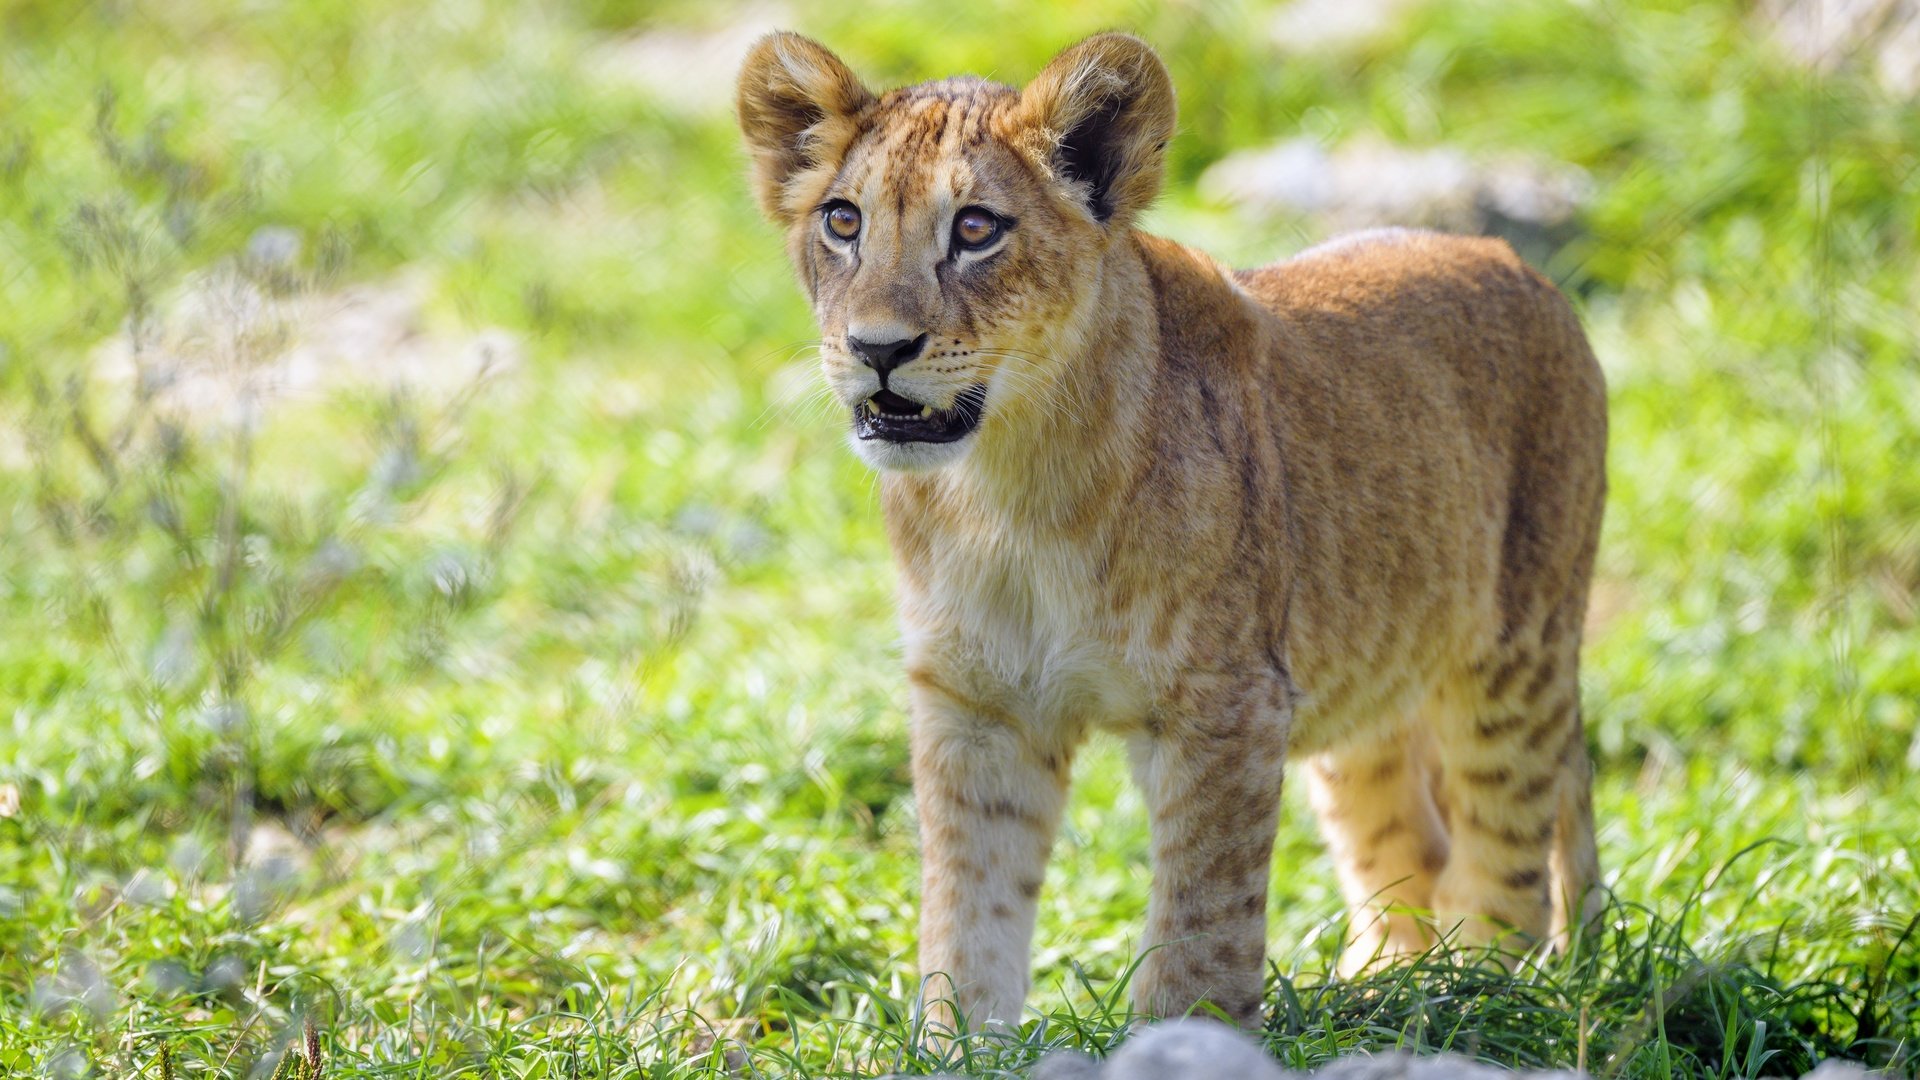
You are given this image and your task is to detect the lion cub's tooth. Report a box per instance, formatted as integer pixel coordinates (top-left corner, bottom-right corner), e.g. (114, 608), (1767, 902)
(920, 406), (933, 418)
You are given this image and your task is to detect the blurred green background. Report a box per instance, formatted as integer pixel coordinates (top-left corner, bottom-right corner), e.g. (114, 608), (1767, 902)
(1, 0), (1916, 1076)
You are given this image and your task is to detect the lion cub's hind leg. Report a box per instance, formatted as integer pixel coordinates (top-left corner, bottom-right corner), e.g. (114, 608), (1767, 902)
(1307, 725), (1450, 976)
(1428, 605), (1597, 959)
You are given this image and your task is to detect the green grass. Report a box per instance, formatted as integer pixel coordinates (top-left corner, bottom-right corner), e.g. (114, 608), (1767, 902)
(2, 0), (1917, 1076)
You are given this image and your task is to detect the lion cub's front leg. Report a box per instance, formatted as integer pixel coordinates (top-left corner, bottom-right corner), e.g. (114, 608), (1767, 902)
(908, 664), (1075, 1040)
(1127, 675), (1292, 1027)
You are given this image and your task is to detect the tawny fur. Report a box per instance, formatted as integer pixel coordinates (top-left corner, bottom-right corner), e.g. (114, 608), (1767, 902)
(738, 32), (1607, 1038)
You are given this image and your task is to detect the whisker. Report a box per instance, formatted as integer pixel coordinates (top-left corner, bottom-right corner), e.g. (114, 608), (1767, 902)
(975, 350), (1089, 427)
(755, 358), (868, 435)
(748, 343), (831, 432)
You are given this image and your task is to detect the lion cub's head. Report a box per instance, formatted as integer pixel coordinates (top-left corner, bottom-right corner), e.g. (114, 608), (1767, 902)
(738, 33), (1175, 471)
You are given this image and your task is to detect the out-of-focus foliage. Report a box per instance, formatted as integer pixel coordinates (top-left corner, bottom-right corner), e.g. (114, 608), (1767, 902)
(0, 0), (1914, 1076)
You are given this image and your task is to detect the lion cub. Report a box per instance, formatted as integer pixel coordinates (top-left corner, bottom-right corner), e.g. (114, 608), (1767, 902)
(739, 32), (1607, 1035)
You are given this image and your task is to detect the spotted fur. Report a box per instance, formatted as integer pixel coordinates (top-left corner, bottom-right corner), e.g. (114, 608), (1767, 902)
(739, 32), (1608, 1038)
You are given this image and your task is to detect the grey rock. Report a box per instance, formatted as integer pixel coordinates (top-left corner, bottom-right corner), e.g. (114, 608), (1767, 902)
(246, 225), (302, 269)
(1760, 0), (1920, 98)
(1103, 1019), (1288, 1080)
(1799, 1062), (1877, 1079)
(1203, 138), (1480, 231)
(1312, 1051), (1578, 1079)
(1199, 137), (1591, 269)
(1032, 1050), (1105, 1080)
(936, 1018), (1877, 1078)
(1267, 0), (1423, 53)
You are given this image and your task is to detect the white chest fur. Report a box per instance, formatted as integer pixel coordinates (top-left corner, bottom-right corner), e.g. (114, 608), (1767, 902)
(898, 523), (1156, 737)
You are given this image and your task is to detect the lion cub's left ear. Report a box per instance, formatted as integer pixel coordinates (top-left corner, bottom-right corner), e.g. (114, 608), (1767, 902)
(1017, 33), (1177, 228)
(737, 32), (875, 224)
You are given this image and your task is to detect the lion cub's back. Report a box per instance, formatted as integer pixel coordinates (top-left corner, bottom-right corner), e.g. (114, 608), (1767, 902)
(1232, 228), (1607, 749)
(1237, 226), (1604, 497)
(1246, 226), (1604, 447)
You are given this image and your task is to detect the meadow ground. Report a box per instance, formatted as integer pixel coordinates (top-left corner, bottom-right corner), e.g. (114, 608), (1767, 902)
(2, 1), (1918, 1076)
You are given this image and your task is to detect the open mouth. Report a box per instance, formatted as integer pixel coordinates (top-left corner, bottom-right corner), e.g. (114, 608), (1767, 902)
(853, 386), (987, 444)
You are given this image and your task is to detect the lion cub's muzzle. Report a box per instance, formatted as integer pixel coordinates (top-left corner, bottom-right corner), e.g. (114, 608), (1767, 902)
(854, 386), (987, 444)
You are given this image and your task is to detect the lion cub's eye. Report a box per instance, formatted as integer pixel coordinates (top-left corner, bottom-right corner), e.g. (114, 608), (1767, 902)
(952, 208), (1003, 251)
(824, 202), (861, 241)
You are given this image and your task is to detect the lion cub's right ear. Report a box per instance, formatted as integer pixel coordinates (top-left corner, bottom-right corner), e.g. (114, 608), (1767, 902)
(736, 32), (875, 225)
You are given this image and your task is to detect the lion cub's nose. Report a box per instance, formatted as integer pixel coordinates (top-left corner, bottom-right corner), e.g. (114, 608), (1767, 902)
(847, 332), (929, 377)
